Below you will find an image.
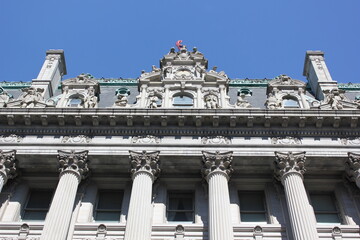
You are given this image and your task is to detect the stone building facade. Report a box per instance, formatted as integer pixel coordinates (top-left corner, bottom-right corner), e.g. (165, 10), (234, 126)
(0, 45), (360, 240)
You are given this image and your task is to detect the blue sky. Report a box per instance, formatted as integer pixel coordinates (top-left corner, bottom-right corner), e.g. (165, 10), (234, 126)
(1, 0), (359, 83)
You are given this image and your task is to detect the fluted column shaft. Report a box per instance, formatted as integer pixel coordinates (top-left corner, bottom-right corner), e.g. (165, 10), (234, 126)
(0, 173), (5, 193)
(124, 150), (160, 240)
(274, 151), (319, 240)
(208, 171), (234, 240)
(202, 151), (234, 240)
(282, 171), (318, 240)
(40, 150), (89, 240)
(124, 171), (154, 240)
(40, 171), (80, 240)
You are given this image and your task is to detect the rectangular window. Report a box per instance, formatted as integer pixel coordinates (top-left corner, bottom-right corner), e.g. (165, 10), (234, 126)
(310, 193), (341, 224)
(94, 190), (123, 222)
(239, 191), (267, 222)
(167, 192), (194, 222)
(23, 190), (53, 221)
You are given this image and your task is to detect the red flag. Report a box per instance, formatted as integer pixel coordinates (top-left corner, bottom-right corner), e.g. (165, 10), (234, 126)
(176, 40), (183, 50)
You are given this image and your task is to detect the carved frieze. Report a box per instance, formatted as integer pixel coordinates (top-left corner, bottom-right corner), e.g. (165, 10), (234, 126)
(0, 134), (23, 143)
(341, 137), (360, 145)
(271, 137), (301, 145)
(274, 151), (306, 180)
(202, 151), (233, 180)
(0, 150), (17, 181)
(58, 150), (89, 180)
(201, 136), (231, 144)
(129, 150), (160, 180)
(62, 135), (92, 144)
(131, 135), (161, 144)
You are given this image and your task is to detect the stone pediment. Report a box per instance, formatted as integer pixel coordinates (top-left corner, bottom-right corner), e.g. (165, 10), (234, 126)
(62, 74), (99, 89)
(268, 75), (306, 87)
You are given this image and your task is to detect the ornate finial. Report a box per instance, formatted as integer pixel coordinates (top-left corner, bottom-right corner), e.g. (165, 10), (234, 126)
(129, 150), (160, 181)
(201, 151), (233, 181)
(274, 151), (306, 181)
(346, 152), (360, 187)
(0, 150), (17, 182)
(58, 150), (89, 181)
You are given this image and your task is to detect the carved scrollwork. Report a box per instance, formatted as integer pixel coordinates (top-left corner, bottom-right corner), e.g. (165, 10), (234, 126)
(271, 137), (301, 145)
(0, 134), (23, 143)
(274, 151), (306, 181)
(346, 152), (360, 186)
(201, 136), (230, 144)
(61, 135), (92, 144)
(201, 151), (233, 181)
(0, 150), (17, 182)
(58, 150), (89, 180)
(129, 150), (160, 180)
(341, 137), (360, 145)
(131, 135), (161, 144)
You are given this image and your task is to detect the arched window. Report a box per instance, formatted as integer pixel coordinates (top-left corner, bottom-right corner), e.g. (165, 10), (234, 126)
(283, 97), (300, 108)
(173, 95), (193, 108)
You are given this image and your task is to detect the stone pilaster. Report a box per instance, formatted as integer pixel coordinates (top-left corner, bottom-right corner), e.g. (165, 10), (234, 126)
(274, 151), (319, 240)
(202, 151), (234, 240)
(346, 152), (360, 188)
(40, 150), (89, 240)
(124, 150), (160, 240)
(0, 150), (17, 193)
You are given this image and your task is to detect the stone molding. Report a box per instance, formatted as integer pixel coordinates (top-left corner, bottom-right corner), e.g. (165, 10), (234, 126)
(58, 150), (89, 181)
(0, 150), (17, 181)
(201, 151), (233, 181)
(0, 134), (22, 143)
(346, 152), (360, 186)
(62, 135), (92, 144)
(129, 150), (160, 181)
(274, 151), (306, 181)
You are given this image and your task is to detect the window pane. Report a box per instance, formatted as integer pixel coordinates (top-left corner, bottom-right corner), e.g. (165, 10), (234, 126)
(97, 191), (123, 210)
(316, 214), (340, 223)
(173, 96), (193, 107)
(167, 192), (194, 222)
(311, 195), (337, 212)
(167, 211), (193, 222)
(239, 192), (265, 211)
(95, 211), (121, 222)
(23, 211), (47, 221)
(241, 213), (267, 222)
(283, 99), (299, 108)
(169, 193), (193, 211)
(68, 98), (82, 107)
(26, 190), (53, 208)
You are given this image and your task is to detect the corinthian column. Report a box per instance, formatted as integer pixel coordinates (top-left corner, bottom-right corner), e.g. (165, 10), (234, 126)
(124, 150), (160, 240)
(346, 152), (360, 188)
(0, 150), (17, 193)
(40, 150), (89, 240)
(274, 151), (319, 240)
(202, 151), (234, 240)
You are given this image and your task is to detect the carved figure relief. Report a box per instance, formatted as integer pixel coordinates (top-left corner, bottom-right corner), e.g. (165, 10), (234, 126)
(148, 93), (159, 109)
(201, 136), (231, 144)
(322, 89), (347, 110)
(17, 87), (45, 108)
(266, 92), (282, 109)
(83, 87), (98, 108)
(0, 87), (13, 107)
(271, 137), (301, 145)
(114, 95), (128, 107)
(204, 94), (219, 109)
(236, 93), (251, 108)
(131, 135), (161, 144)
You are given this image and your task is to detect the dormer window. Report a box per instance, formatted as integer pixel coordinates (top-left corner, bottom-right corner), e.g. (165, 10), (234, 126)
(173, 95), (193, 108)
(283, 98), (299, 108)
(67, 95), (84, 107)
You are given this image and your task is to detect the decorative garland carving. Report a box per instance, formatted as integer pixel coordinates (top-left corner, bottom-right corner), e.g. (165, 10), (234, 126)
(0, 150), (17, 182)
(346, 152), (360, 187)
(61, 135), (92, 144)
(201, 136), (231, 144)
(131, 135), (161, 144)
(271, 137), (301, 145)
(58, 150), (89, 180)
(0, 134), (23, 143)
(129, 150), (160, 180)
(274, 151), (306, 181)
(341, 137), (360, 145)
(201, 151), (233, 181)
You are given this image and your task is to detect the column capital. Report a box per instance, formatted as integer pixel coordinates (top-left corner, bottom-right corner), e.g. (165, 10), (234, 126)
(0, 150), (17, 182)
(346, 152), (360, 188)
(129, 150), (160, 181)
(202, 151), (233, 181)
(274, 151), (306, 182)
(57, 150), (89, 181)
